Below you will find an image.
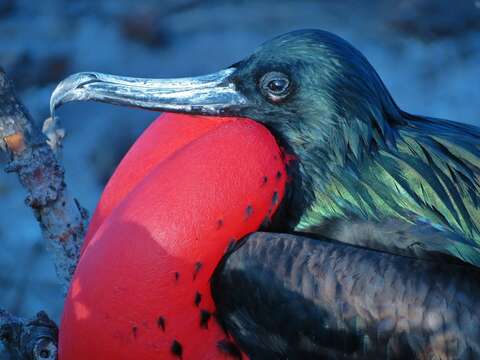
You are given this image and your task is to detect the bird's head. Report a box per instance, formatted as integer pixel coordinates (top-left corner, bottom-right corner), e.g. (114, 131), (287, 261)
(52, 29), (406, 222)
(52, 30), (403, 160)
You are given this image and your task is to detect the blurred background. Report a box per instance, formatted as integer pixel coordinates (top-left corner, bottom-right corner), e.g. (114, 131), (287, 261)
(0, 0), (479, 333)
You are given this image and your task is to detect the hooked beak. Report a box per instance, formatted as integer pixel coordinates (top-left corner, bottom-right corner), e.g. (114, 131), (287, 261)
(50, 68), (247, 118)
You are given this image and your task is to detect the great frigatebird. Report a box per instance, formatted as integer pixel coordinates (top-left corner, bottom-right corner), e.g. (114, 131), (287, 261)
(51, 29), (480, 359)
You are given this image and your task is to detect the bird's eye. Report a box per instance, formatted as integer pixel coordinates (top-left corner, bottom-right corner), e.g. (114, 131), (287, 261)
(260, 72), (291, 103)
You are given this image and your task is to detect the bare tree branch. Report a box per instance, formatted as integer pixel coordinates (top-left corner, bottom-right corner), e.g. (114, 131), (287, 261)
(0, 66), (88, 289)
(0, 67), (89, 358)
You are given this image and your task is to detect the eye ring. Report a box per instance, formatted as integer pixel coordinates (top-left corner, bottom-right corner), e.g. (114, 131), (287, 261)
(259, 71), (291, 103)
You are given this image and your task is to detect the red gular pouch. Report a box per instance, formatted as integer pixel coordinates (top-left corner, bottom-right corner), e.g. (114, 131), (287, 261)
(60, 113), (288, 359)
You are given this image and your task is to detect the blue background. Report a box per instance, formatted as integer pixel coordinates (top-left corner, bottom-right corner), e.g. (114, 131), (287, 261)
(0, 0), (478, 334)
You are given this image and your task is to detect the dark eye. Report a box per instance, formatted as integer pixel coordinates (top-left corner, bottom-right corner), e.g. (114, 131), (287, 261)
(260, 71), (291, 102)
(268, 78), (289, 93)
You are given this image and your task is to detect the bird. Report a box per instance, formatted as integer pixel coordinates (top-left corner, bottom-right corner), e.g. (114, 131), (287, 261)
(51, 29), (480, 359)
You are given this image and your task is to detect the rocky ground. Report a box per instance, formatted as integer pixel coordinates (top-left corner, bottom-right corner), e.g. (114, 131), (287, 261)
(0, 0), (478, 337)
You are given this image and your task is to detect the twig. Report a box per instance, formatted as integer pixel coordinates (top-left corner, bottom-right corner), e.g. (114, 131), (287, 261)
(0, 67), (89, 358)
(0, 67), (88, 289)
(0, 310), (58, 360)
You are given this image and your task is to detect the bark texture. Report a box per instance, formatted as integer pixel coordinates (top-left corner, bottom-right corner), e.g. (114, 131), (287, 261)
(0, 67), (89, 359)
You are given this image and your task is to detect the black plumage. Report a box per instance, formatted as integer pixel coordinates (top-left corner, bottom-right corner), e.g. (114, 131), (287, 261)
(212, 232), (480, 359)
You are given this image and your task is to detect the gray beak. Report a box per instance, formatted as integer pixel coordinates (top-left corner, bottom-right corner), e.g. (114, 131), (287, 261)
(50, 68), (247, 119)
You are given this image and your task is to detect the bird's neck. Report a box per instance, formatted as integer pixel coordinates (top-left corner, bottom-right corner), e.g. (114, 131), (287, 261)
(267, 107), (402, 231)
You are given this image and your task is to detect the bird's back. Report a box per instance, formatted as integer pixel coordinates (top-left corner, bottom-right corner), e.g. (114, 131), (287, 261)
(296, 114), (480, 266)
